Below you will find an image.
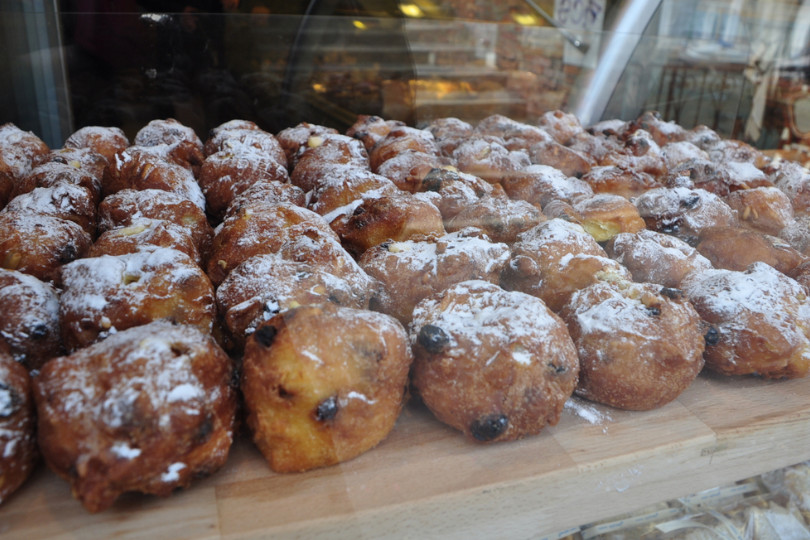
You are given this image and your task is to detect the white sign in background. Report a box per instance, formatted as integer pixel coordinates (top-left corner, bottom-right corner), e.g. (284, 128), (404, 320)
(554, 0), (606, 68)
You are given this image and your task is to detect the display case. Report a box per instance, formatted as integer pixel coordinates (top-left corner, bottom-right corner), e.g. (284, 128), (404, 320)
(1, 1), (810, 538)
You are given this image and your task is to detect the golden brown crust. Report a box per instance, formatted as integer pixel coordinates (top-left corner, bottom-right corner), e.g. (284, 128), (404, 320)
(60, 248), (216, 351)
(64, 126), (129, 164)
(605, 229), (713, 288)
(276, 122), (338, 168)
(573, 193), (646, 243)
(444, 195), (543, 244)
(0, 350), (37, 506)
(0, 268), (63, 371)
(330, 192), (445, 257)
(696, 226), (804, 275)
(502, 219), (632, 312)
(291, 135), (369, 192)
(102, 146), (205, 209)
(206, 202), (337, 286)
(217, 252), (377, 350)
(241, 305), (412, 472)
(0, 211), (92, 283)
(345, 115), (404, 152)
(560, 280), (705, 410)
(369, 126), (438, 172)
(529, 140), (595, 178)
(133, 118), (205, 174)
(0, 123), (50, 209)
(409, 280), (578, 442)
(723, 186), (793, 236)
(97, 188), (214, 255)
(4, 183), (97, 236)
(90, 219), (202, 266)
(14, 161), (102, 206)
(198, 144), (290, 221)
(359, 229), (510, 324)
(33, 321), (237, 512)
(681, 263), (810, 378)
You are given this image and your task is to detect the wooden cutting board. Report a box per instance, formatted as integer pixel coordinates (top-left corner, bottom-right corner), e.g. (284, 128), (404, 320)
(2, 371), (809, 539)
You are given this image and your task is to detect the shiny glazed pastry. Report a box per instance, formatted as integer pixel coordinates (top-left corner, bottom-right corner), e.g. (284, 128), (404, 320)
(409, 280), (578, 442)
(0, 268), (63, 371)
(33, 321), (237, 512)
(560, 280), (705, 410)
(59, 248), (216, 351)
(681, 262), (810, 378)
(0, 347), (37, 506)
(241, 304), (412, 472)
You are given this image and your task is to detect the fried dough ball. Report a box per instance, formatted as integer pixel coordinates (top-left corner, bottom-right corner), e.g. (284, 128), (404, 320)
(409, 280), (578, 442)
(306, 166), (397, 217)
(444, 194), (543, 244)
(706, 139), (770, 169)
(102, 146), (205, 209)
(276, 122), (338, 168)
(3, 183), (96, 235)
(59, 248), (215, 351)
(528, 140), (594, 178)
(560, 279), (705, 410)
(541, 199), (584, 224)
(605, 229), (712, 288)
(291, 135), (369, 192)
(627, 111), (687, 146)
(771, 160), (810, 215)
(97, 188), (213, 255)
(206, 202), (336, 285)
(90, 218), (202, 266)
(424, 117), (474, 156)
(634, 186), (738, 245)
(64, 126), (130, 163)
(346, 115), (404, 152)
(331, 191), (445, 257)
(666, 158), (733, 197)
(35, 147), (109, 182)
(780, 216), (810, 256)
(661, 141), (710, 169)
(0, 123), (49, 209)
(681, 262), (810, 378)
(203, 119), (259, 155)
(538, 110), (584, 145)
(14, 161), (102, 206)
(0, 268), (62, 371)
(33, 321), (237, 513)
(695, 226), (804, 276)
(724, 186), (793, 236)
(501, 164), (593, 208)
(475, 114), (552, 151)
(359, 229), (510, 324)
(501, 218), (631, 312)
(599, 129), (667, 177)
(453, 137), (531, 185)
(369, 126), (438, 172)
(375, 150), (448, 193)
(223, 180), (307, 220)
(134, 118), (205, 173)
(241, 304), (412, 472)
(198, 144), (290, 220)
(581, 165), (660, 200)
(0, 211), (92, 283)
(203, 125), (287, 170)
(573, 193), (646, 242)
(417, 167), (501, 221)
(0, 349), (37, 505)
(216, 252), (378, 350)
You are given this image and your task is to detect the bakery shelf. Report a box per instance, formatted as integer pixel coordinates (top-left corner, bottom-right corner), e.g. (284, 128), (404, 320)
(2, 371), (809, 539)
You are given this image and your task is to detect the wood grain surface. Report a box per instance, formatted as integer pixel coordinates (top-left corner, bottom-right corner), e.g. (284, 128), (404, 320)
(2, 371), (809, 539)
